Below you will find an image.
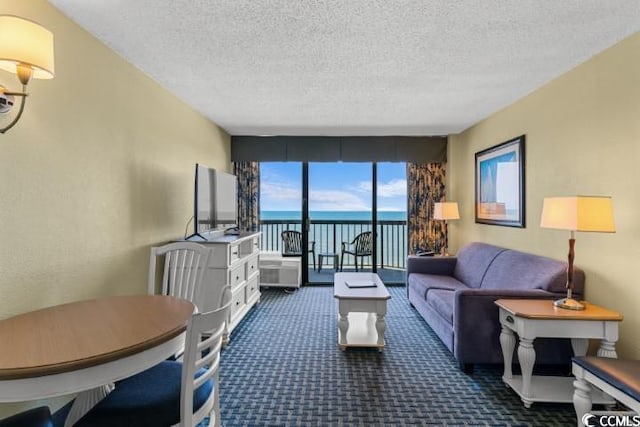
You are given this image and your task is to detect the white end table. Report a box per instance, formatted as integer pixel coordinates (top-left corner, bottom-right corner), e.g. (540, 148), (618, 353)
(495, 299), (623, 408)
(333, 272), (391, 351)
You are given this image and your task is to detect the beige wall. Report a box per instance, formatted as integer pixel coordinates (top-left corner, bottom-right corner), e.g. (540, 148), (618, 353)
(448, 33), (640, 358)
(0, 0), (229, 415)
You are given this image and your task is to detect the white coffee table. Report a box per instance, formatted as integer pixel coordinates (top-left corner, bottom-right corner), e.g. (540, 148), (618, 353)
(333, 272), (391, 351)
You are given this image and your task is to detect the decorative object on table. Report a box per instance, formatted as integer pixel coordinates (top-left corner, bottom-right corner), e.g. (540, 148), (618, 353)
(0, 16), (55, 134)
(475, 135), (525, 227)
(340, 231), (373, 271)
(432, 202), (459, 255)
(281, 230), (316, 270)
(540, 196), (615, 310)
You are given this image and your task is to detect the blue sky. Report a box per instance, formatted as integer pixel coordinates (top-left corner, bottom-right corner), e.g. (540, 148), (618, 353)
(260, 162), (407, 211)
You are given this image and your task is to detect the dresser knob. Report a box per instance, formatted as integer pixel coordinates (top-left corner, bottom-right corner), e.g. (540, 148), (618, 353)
(506, 315), (514, 324)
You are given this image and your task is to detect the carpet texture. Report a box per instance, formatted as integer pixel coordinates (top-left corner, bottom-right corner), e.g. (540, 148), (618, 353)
(216, 286), (577, 426)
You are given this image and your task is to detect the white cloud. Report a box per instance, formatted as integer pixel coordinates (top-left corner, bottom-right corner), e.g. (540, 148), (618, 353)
(261, 181), (301, 201)
(310, 190), (370, 211)
(355, 181), (372, 192)
(378, 179), (407, 197)
(354, 179), (406, 198)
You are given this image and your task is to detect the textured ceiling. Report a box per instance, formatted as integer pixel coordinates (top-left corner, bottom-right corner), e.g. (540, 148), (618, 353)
(49, 0), (640, 136)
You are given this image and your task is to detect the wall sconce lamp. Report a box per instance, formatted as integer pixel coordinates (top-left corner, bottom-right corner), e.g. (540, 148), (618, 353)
(433, 201), (460, 256)
(0, 15), (55, 134)
(540, 196), (615, 310)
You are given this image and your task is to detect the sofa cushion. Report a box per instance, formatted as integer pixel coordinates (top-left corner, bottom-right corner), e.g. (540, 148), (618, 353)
(408, 273), (467, 300)
(453, 242), (506, 289)
(481, 250), (568, 292)
(426, 289), (455, 324)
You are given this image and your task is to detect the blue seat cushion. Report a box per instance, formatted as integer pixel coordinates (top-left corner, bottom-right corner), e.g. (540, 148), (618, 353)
(573, 356), (640, 402)
(426, 289), (455, 324)
(75, 361), (213, 427)
(0, 406), (53, 427)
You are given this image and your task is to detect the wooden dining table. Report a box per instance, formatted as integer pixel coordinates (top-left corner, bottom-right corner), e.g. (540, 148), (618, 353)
(0, 294), (194, 426)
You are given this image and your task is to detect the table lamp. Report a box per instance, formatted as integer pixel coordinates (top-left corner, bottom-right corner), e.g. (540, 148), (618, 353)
(433, 202), (460, 256)
(540, 196), (615, 310)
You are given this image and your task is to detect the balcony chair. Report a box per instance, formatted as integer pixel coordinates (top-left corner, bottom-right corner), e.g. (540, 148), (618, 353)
(281, 230), (316, 270)
(340, 231), (373, 271)
(0, 407), (52, 427)
(73, 289), (232, 427)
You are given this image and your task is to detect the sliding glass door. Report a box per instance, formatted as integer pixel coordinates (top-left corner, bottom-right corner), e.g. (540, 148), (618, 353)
(260, 161), (407, 285)
(307, 162), (373, 284)
(259, 161), (303, 252)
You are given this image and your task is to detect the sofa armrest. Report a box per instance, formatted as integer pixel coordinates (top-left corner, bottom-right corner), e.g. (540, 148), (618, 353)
(452, 288), (562, 364)
(407, 255), (457, 276)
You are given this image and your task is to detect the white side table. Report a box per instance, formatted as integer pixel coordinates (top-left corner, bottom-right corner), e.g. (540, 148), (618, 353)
(495, 299), (623, 408)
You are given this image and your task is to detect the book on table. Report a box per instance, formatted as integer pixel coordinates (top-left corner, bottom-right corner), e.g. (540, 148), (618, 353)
(345, 280), (377, 288)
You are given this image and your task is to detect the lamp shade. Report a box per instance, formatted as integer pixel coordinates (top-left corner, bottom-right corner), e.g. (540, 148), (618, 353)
(0, 15), (55, 79)
(433, 202), (460, 221)
(540, 196), (615, 233)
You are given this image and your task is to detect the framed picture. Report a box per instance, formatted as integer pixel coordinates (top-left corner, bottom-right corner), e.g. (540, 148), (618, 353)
(475, 135), (525, 227)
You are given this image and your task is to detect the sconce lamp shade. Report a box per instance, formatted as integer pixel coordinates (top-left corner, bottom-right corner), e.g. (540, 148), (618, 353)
(0, 15), (55, 80)
(540, 196), (615, 233)
(433, 202), (460, 221)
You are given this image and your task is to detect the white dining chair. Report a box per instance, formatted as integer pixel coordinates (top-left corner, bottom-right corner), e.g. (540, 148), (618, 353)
(148, 242), (211, 308)
(74, 289), (232, 427)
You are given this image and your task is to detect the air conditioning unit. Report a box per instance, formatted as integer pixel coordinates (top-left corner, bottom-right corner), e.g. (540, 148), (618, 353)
(259, 252), (301, 288)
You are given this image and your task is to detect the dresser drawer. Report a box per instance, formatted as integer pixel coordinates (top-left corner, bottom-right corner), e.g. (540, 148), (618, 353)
(245, 275), (259, 301)
(246, 255), (259, 278)
(230, 263), (245, 288)
(229, 244), (240, 264)
(230, 287), (245, 319)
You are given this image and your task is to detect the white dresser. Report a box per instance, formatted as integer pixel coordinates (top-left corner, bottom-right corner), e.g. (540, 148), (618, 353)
(197, 231), (261, 343)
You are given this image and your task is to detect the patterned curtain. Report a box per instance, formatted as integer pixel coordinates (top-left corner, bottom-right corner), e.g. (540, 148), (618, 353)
(406, 163), (447, 254)
(233, 161), (260, 231)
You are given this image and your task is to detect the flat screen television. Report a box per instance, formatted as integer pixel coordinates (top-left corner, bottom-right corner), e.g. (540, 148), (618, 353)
(188, 164), (238, 240)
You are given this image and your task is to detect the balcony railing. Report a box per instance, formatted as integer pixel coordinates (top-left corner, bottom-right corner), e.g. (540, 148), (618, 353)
(260, 219), (407, 270)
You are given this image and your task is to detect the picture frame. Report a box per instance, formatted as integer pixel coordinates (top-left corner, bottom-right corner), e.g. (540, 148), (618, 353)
(475, 135), (525, 227)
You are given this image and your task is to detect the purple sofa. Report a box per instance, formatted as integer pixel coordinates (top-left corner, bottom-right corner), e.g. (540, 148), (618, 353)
(407, 242), (585, 373)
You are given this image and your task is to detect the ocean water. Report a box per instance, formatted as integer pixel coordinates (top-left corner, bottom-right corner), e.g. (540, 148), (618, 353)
(261, 210), (406, 221)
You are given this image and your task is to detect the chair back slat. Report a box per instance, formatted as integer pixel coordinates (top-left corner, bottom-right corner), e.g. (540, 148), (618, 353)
(149, 242), (211, 310)
(354, 231), (373, 254)
(180, 300), (231, 427)
(281, 230), (303, 255)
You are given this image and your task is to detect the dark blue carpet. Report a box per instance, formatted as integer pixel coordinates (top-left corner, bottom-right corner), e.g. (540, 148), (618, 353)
(217, 286), (576, 426)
